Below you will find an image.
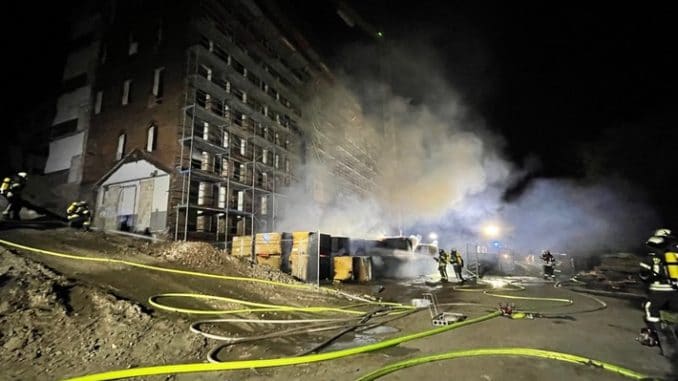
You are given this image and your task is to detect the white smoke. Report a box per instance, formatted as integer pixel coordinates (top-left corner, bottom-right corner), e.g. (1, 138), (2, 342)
(275, 38), (657, 255)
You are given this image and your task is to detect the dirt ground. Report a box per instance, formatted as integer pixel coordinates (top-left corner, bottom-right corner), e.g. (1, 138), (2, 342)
(0, 227), (675, 381)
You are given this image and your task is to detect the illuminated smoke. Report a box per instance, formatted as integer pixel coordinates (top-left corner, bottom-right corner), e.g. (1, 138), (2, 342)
(276, 37), (657, 255)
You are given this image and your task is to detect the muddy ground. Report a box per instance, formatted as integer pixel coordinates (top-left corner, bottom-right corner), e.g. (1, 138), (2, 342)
(0, 227), (675, 381)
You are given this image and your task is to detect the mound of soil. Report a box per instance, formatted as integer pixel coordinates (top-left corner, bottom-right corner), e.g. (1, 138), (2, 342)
(0, 248), (207, 380)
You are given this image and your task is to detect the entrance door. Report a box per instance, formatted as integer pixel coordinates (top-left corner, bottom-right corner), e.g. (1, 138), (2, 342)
(117, 185), (137, 231)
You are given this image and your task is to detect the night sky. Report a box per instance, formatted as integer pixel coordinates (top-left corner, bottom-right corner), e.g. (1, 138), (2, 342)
(2, 1), (676, 227)
(0, 3), (69, 116)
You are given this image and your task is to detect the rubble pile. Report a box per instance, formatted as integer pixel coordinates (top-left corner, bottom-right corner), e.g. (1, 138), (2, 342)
(154, 241), (226, 269)
(148, 240), (299, 284)
(0, 248), (207, 380)
(237, 257), (299, 284)
(576, 252), (644, 293)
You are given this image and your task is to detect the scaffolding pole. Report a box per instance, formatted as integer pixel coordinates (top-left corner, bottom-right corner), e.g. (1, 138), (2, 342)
(223, 122), (231, 250)
(250, 115), (256, 263)
(183, 51), (200, 241)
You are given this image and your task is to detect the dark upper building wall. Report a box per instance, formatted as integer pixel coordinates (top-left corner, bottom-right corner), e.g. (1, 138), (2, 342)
(81, 0), (310, 185)
(82, 1), (194, 185)
(81, 0), (330, 200)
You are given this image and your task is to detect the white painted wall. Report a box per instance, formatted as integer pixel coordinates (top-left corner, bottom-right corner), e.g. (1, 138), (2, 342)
(96, 160), (171, 232)
(67, 154), (83, 183)
(152, 175), (170, 212)
(118, 186), (137, 216)
(44, 132), (84, 173)
(53, 86), (92, 125)
(102, 160), (168, 186)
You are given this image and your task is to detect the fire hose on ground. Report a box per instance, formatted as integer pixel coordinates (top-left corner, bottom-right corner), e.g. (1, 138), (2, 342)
(356, 347), (651, 381)
(0, 238), (656, 381)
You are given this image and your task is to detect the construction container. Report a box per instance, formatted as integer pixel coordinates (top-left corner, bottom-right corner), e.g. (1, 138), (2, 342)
(290, 231), (313, 282)
(281, 232), (293, 274)
(257, 254), (282, 270)
(319, 233), (332, 281)
(353, 256), (372, 282)
(349, 239), (379, 256)
(231, 235), (253, 257)
(289, 231), (332, 283)
(331, 236), (350, 256)
(255, 232), (282, 255)
(291, 252), (309, 281)
(333, 256), (353, 281)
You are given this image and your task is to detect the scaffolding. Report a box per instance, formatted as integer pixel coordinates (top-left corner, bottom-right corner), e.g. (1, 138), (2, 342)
(173, 2), (380, 248)
(173, 16), (296, 250)
(305, 84), (379, 200)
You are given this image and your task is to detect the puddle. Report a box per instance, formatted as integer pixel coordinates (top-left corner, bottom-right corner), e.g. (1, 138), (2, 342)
(324, 334), (378, 351)
(360, 326), (400, 335)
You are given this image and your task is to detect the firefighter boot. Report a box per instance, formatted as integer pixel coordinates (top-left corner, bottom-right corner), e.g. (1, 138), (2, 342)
(637, 328), (659, 347)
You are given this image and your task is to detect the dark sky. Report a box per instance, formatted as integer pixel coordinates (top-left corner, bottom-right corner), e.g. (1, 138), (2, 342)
(2, 1), (676, 226)
(0, 3), (69, 116)
(286, 1), (677, 227)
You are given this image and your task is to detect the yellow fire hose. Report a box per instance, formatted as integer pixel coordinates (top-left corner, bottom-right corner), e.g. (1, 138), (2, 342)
(0, 238), (653, 381)
(483, 291), (573, 305)
(355, 347), (650, 381)
(148, 293), (371, 315)
(65, 312), (502, 380)
(0, 238), (406, 315)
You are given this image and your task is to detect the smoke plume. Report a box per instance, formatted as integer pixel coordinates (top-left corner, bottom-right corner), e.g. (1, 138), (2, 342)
(276, 37), (657, 255)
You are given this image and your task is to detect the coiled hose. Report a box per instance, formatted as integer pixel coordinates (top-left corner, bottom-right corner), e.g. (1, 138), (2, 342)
(0, 238), (653, 381)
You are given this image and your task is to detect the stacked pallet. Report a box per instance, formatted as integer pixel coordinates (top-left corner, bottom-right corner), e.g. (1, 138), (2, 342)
(231, 235), (252, 257)
(290, 231), (312, 281)
(255, 233), (283, 270)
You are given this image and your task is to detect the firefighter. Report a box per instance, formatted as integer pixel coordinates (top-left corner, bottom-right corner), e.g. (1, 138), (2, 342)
(66, 201), (92, 231)
(451, 248), (465, 283)
(435, 249), (451, 282)
(638, 228), (678, 357)
(541, 250), (556, 280)
(1, 172), (27, 221)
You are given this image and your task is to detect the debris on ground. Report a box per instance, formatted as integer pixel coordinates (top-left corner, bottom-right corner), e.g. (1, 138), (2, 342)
(0, 227), (675, 380)
(575, 252), (644, 293)
(147, 240), (299, 284)
(0, 247), (207, 380)
(4, 228), (300, 285)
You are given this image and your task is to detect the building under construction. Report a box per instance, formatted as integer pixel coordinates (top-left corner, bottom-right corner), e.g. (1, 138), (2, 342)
(42, 0), (378, 247)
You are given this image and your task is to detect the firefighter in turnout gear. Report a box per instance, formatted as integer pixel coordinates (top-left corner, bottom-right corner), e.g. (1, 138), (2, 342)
(0, 172), (27, 221)
(541, 250), (556, 280)
(451, 248), (465, 283)
(436, 249), (451, 282)
(638, 228), (678, 357)
(67, 201), (92, 231)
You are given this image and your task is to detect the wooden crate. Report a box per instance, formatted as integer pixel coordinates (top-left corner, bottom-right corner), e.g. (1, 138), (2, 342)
(290, 252), (310, 281)
(257, 254), (282, 270)
(333, 256), (353, 281)
(231, 235), (252, 257)
(255, 232), (282, 255)
(353, 256), (372, 282)
(291, 231), (311, 255)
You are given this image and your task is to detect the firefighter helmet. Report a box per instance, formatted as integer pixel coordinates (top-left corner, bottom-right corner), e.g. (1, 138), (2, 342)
(654, 229), (672, 238)
(647, 236), (666, 247)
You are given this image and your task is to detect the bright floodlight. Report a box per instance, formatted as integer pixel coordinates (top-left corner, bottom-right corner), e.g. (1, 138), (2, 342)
(482, 223), (500, 238)
(429, 232), (438, 240)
